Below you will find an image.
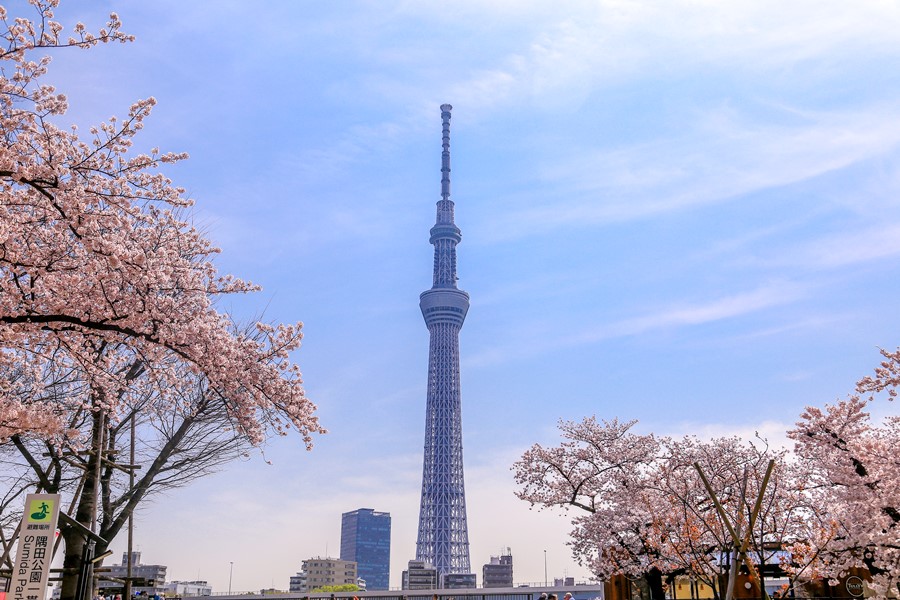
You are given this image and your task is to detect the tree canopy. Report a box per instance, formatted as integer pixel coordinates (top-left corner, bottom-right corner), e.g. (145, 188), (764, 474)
(0, 3), (325, 599)
(515, 350), (899, 600)
(0, 0), (322, 448)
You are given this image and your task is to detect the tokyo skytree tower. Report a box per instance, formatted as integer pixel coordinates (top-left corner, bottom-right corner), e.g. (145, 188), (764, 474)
(415, 104), (471, 578)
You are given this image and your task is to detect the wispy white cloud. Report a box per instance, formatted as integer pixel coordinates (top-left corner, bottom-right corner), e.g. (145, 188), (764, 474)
(138, 0), (900, 246)
(722, 314), (850, 342)
(387, 0), (900, 114)
(762, 222), (900, 269)
(488, 104), (900, 238)
(466, 281), (807, 367)
(173, 0), (900, 191)
(565, 280), (807, 341)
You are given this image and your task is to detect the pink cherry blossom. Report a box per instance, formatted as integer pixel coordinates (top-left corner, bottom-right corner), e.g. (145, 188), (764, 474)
(789, 390), (899, 598)
(515, 418), (819, 600)
(1, 5), (326, 599)
(0, 1), (324, 447)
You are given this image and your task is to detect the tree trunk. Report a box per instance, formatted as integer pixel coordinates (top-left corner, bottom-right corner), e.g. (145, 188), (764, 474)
(59, 527), (86, 600)
(60, 410), (104, 600)
(646, 567), (666, 600)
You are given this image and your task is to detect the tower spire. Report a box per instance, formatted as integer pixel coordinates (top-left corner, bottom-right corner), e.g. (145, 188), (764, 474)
(430, 105), (462, 289)
(416, 104), (472, 582)
(440, 103), (452, 206)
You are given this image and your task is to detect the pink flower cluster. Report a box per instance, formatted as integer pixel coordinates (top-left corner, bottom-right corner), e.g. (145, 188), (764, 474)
(514, 394), (899, 600)
(0, 1), (324, 447)
(789, 387), (900, 597)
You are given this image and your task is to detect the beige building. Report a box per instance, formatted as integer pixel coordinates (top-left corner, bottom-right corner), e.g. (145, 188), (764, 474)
(300, 557), (358, 591)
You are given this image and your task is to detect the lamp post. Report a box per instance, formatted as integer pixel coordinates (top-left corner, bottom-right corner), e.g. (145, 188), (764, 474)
(229, 562), (234, 595)
(544, 550), (548, 587)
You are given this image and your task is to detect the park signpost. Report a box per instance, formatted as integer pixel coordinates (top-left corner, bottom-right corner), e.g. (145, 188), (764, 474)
(10, 494), (61, 600)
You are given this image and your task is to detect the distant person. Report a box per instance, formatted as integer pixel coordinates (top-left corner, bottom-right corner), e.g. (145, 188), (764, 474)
(564, 593), (573, 600)
(548, 594), (558, 600)
(539, 594), (548, 600)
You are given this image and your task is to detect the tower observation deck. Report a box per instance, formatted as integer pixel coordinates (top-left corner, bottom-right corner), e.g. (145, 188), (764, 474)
(415, 104), (471, 579)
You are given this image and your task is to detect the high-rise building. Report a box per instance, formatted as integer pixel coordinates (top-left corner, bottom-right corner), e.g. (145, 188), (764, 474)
(340, 508), (391, 590)
(415, 104), (472, 581)
(482, 551), (513, 588)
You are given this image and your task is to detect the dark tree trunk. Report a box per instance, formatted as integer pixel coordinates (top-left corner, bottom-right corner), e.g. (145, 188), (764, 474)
(646, 567), (666, 600)
(60, 410), (104, 600)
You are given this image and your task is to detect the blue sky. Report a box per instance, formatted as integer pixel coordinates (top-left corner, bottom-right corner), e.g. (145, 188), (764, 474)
(38, 0), (900, 592)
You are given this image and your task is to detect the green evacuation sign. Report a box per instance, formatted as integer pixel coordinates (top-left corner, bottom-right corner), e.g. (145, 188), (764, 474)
(12, 494), (61, 600)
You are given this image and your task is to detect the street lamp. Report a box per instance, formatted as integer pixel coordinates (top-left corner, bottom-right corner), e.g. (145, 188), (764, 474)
(229, 561), (234, 595)
(544, 550), (547, 587)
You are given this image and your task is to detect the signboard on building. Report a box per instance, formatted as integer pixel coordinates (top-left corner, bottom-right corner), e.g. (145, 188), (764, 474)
(846, 576), (865, 597)
(12, 494), (61, 600)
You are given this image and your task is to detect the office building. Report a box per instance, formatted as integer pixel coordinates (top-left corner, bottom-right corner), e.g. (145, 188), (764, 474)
(163, 581), (212, 596)
(402, 560), (438, 590)
(340, 508), (391, 590)
(289, 572), (306, 593)
(300, 557), (357, 591)
(443, 573), (477, 589)
(482, 551), (513, 588)
(97, 552), (167, 597)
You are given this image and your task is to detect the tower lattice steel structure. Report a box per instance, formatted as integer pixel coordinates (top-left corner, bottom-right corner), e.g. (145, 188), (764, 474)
(415, 104), (471, 579)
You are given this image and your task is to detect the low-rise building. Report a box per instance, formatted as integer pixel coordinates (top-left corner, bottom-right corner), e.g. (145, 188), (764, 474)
(443, 573), (476, 589)
(401, 560), (437, 590)
(299, 557), (357, 591)
(162, 581), (211, 596)
(97, 552), (167, 598)
(482, 551), (513, 588)
(289, 572), (307, 593)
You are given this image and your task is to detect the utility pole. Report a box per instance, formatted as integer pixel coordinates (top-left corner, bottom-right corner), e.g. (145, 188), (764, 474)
(125, 413), (136, 600)
(544, 550), (547, 587)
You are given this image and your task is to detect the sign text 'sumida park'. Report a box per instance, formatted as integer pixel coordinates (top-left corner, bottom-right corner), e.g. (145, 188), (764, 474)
(11, 494), (61, 600)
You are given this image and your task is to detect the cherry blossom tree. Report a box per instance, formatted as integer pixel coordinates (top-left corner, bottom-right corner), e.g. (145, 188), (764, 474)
(0, 2), (324, 598)
(649, 436), (814, 600)
(4, 365), (252, 598)
(788, 350), (900, 600)
(513, 417), (670, 600)
(514, 419), (814, 600)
